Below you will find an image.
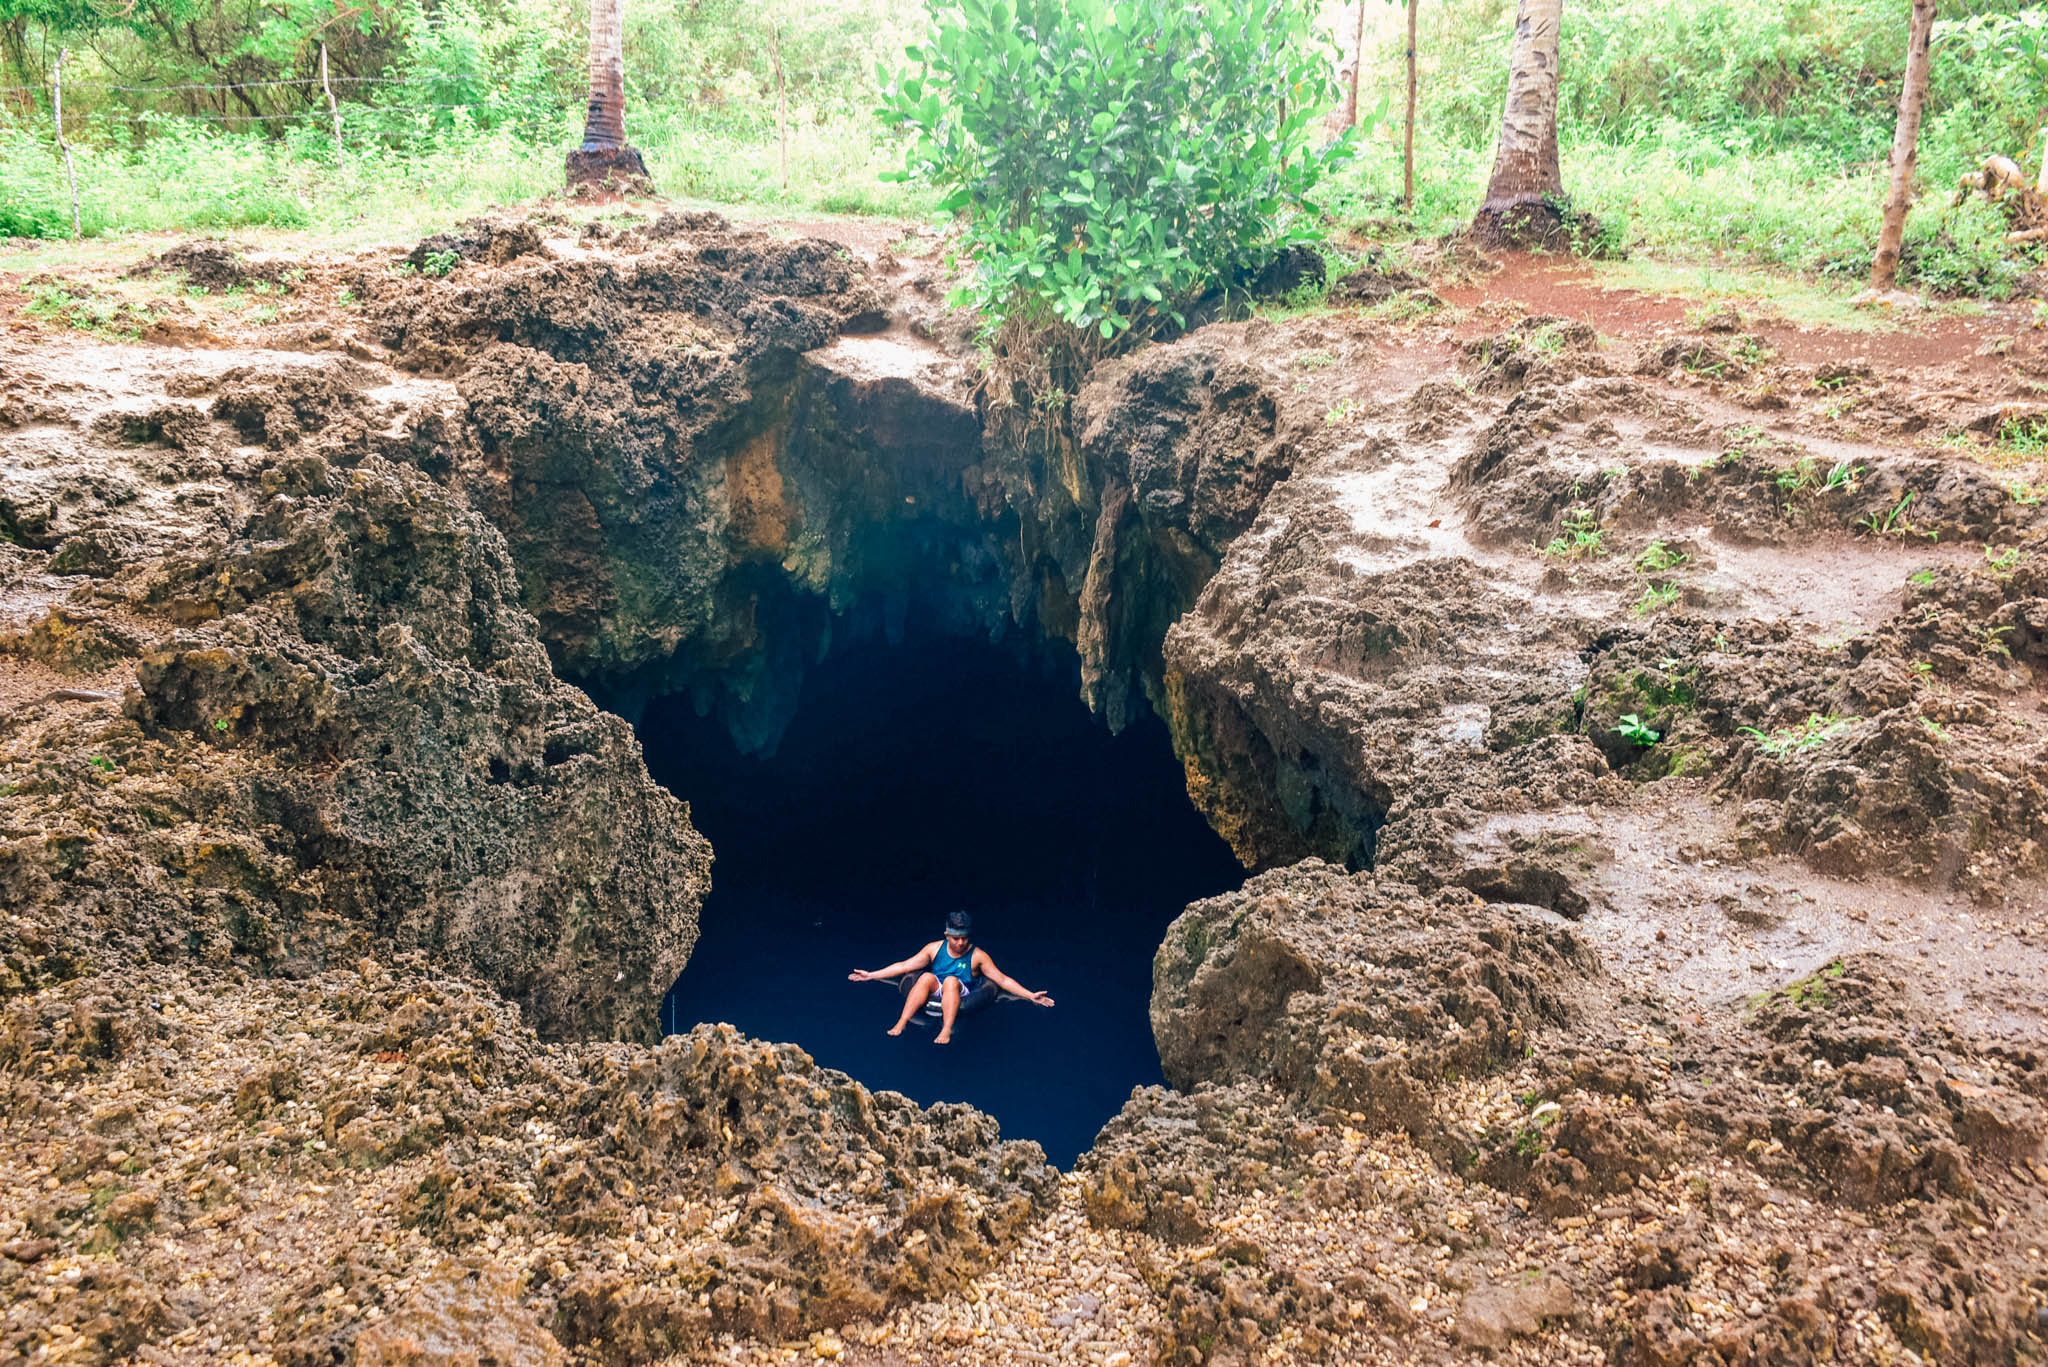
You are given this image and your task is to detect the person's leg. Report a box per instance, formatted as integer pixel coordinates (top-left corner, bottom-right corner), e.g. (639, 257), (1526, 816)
(935, 976), (963, 1044)
(890, 973), (937, 1035)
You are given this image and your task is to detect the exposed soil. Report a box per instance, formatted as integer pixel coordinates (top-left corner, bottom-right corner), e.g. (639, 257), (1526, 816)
(2, 209), (2046, 1367)
(1433, 251), (2038, 376)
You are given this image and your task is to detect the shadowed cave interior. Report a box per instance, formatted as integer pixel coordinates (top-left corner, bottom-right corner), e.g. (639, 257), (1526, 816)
(631, 629), (1246, 1167)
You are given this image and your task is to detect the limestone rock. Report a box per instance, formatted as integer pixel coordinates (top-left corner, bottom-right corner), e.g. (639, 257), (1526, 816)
(5, 453), (708, 1041)
(353, 1259), (566, 1367)
(1152, 860), (1597, 1128)
(1454, 1273), (1575, 1350)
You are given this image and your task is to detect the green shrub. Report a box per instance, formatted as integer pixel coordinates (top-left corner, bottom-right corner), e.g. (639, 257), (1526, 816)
(880, 0), (1348, 341)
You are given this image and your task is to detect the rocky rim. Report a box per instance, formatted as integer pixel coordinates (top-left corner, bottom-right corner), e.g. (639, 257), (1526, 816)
(2, 211), (2045, 1367)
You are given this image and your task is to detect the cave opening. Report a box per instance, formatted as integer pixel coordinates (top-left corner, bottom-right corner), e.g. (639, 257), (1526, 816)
(633, 628), (1245, 1166)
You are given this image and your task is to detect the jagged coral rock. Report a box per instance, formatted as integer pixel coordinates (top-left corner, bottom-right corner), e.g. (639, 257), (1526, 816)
(1151, 860), (1596, 1129)
(2, 453), (706, 1041)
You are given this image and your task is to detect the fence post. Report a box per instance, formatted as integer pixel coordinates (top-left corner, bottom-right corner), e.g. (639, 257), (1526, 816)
(320, 42), (344, 163)
(52, 47), (81, 238)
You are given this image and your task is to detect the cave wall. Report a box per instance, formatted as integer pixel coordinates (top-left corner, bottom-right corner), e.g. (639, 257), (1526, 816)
(397, 222), (1310, 787)
(979, 344), (1303, 734)
(3, 445), (709, 1043)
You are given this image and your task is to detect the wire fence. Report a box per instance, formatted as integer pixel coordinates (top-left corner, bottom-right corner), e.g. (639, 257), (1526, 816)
(0, 73), (585, 96)
(29, 101), (560, 127)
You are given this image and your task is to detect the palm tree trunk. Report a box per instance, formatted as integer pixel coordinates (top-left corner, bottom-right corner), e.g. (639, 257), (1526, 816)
(566, 0), (647, 188)
(1477, 0), (1563, 218)
(1871, 0), (1937, 292)
(582, 0), (624, 150)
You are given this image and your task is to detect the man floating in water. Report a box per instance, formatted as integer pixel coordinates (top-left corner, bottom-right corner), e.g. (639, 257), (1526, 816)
(848, 910), (1055, 1044)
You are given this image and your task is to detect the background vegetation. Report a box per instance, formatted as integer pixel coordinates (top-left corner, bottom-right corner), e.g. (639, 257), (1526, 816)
(1, 0), (2043, 298)
(1332, 0), (2043, 294)
(881, 0), (1344, 340)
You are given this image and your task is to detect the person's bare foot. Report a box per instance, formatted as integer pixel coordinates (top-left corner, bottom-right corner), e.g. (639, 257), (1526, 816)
(933, 1030), (952, 1045)
(887, 1023), (906, 1036)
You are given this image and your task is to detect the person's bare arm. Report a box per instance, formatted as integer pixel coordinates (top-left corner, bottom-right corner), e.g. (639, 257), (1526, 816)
(974, 950), (1054, 1007)
(849, 942), (939, 983)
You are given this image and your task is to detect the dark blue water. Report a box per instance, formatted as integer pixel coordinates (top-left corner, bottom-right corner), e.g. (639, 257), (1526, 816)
(638, 633), (1245, 1167)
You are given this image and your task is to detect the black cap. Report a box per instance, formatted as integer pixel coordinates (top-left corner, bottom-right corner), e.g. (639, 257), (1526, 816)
(943, 910), (973, 939)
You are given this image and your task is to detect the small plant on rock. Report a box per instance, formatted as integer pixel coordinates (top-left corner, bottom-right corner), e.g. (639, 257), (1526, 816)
(1632, 583), (1680, 616)
(1612, 714), (1661, 746)
(1748, 959), (1846, 1017)
(1541, 506), (1605, 559)
(1819, 393), (1862, 422)
(1633, 540), (1687, 574)
(1822, 459), (1864, 493)
(1718, 424), (1772, 465)
(1730, 335), (1775, 368)
(1773, 457), (1819, 495)
(1998, 415), (2048, 455)
(1740, 713), (1855, 756)
(1856, 490), (1918, 537)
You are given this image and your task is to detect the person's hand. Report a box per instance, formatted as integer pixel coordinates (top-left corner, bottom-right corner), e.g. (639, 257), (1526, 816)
(1029, 990), (1055, 1007)
(848, 969), (873, 982)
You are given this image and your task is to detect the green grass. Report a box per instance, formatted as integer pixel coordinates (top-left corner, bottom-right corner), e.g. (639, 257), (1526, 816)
(1327, 0), (2040, 303)
(1998, 416), (2048, 456)
(3, 0), (2040, 313)
(3, 105), (2033, 310)
(1328, 124), (2034, 301)
(24, 281), (163, 338)
(0, 107), (936, 245)
(1601, 260), (1898, 332)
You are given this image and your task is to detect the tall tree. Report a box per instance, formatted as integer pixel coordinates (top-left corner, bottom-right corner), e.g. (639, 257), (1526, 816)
(1871, 0), (1939, 291)
(1472, 0), (1564, 242)
(565, 0), (647, 188)
(1403, 0), (1420, 212)
(1339, 0), (1366, 129)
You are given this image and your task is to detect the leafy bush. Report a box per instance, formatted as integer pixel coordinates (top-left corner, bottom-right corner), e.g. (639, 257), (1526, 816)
(880, 0), (1347, 341)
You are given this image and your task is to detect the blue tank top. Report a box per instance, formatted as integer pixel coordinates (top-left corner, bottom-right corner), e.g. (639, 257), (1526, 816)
(934, 941), (975, 987)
